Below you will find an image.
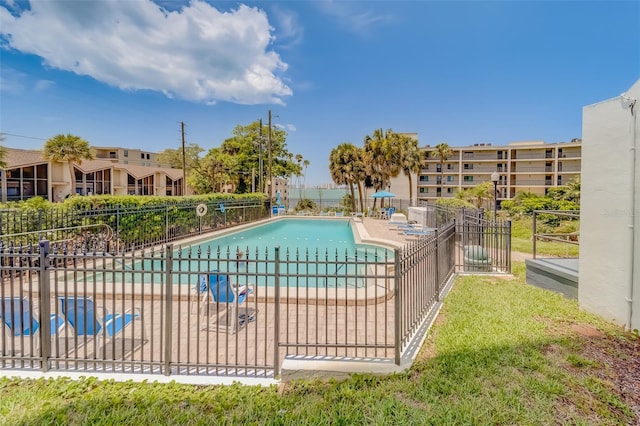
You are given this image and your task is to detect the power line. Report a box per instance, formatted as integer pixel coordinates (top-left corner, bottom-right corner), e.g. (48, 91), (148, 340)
(0, 132), (47, 141)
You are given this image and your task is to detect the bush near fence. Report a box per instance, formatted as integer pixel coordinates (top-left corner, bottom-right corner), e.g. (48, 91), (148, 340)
(0, 194), (268, 251)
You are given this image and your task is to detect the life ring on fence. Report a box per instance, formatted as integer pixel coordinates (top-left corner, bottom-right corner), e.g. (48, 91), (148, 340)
(196, 204), (208, 217)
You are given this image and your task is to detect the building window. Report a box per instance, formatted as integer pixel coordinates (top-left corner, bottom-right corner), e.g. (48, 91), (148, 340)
(497, 151), (503, 160)
(447, 176), (453, 182)
(463, 151), (473, 159)
(419, 187), (428, 193)
(141, 153), (145, 159)
(124, 150), (129, 157)
(447, 164), (453, 170)
(545, 149), (553, 159)
(463, 176), (473, 182)
(447, 188), (453, 193)
(109, 151), (116, 159)
(419, 176), (429, 182)
(146, 154), (150, 160)
(463, 163), (473, 170)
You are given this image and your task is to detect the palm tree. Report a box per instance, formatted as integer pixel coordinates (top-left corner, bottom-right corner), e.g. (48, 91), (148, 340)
(363, 128), (401, 208)
(471, 182), (494, 209)
(0, 145), (6, 169)
(43, 134), (94, 196)
(0, 134), (7, 169)
(329, 143), (361, 212)
(395, 134), (421, 206)
(352, 147), (367, 213)
(434, 142), (452, 198)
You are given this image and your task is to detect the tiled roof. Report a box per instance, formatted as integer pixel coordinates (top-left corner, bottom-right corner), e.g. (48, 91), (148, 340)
(4, 148), (47, 167)
(74, 159), (116, 172)
(3, 147), (183, 180)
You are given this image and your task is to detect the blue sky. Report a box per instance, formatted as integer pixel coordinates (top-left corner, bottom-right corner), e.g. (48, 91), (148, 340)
(1, 1), (638, 186)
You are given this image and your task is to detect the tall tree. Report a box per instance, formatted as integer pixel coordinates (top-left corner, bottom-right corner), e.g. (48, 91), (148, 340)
(0, 134), (7, 169)
(363, 128), (401, 208)
(156, 143), (204, 170)
(471, 181), (494, 209)
(218, 121), (303, 194)
(434, 142), (452, 198)
(329, 143), (362, 212)
(43, 133), (94, 196)
(394, 134), (422, 206)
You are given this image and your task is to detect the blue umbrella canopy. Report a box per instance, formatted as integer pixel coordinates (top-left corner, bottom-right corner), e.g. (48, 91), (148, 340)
(371, 190), (396, 198)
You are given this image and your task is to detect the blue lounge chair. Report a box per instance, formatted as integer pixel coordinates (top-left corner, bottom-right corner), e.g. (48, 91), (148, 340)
(58, 297), (142, 340)
(199, 273), (254, 333)
(403, 228), (435, 237)
(1, 297), (63, 355)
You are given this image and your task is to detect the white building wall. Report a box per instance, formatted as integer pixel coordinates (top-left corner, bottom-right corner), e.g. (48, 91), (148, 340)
(579, 79), (640, 331)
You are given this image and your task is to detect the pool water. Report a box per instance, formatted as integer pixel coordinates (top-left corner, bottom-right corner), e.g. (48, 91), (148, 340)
(86, 219), (392, 288)
(191, 218), (370, 253)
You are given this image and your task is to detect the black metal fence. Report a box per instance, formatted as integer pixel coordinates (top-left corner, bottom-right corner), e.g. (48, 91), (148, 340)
(0, 199), (269, 252)
(1, 204), (509, 380)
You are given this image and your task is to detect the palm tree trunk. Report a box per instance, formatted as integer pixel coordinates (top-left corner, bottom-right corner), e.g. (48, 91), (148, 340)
(68, 162), (76, 196)
(349, 183), (356, 212)
(407, 174), (413, 206)
(357, 181), (365, 213)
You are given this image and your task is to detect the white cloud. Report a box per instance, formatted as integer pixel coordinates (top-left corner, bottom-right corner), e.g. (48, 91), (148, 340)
(275, 123), (296, 132)
(34, 79), (54, 91)
(315, 1), (390, 36)
(270, 5), (303, 49)
(0, 66), (25, 93)
(0, 1), (292, 105)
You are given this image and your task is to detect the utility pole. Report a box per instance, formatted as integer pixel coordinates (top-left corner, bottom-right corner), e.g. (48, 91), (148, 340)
(259, 118), (264, 194)
(181, 121), (186, 196)
(268, 110), (272, 201)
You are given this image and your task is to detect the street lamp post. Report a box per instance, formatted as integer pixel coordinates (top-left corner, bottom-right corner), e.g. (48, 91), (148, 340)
(268, 110), (273, 201)
(491, 171), (499, 218)
(491, 171), (500, 259)
(258, 118), (264, 194)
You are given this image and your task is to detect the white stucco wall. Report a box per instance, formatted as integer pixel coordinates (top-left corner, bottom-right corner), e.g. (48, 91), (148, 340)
(579, 79), (640, 331)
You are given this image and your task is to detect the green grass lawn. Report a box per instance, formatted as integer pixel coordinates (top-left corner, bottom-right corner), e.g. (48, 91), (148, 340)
(510, 217), (580, 257)
(1, 263), (636, 425)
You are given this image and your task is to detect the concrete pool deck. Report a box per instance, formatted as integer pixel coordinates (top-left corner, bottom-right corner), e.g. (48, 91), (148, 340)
(1, 215), (437, 386)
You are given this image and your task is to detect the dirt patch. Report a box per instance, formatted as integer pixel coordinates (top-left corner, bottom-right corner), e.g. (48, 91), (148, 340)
(578, 332), (640, 421)
(570, 324), (605, 338)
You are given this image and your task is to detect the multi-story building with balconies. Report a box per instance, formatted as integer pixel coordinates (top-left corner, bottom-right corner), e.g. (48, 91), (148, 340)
(414, 139), (581, 204)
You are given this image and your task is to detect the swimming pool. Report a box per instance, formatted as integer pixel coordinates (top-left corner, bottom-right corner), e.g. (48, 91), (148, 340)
(191, 218), (377, 253)
(87, 218), (392, 288)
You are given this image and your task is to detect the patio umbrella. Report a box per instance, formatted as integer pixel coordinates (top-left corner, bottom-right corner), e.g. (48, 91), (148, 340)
(371, 190), (396, 209)
(275, 190), (281, 206)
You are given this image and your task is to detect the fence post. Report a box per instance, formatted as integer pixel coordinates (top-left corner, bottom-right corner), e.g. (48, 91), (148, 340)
(506, 220), (512, 273)
(163, 243), (174, 376)
(532, 211), (537, 259)
(38, 240), (51, 372)
(394, 247), (401, 366)
(116, 205), (121, 252)
(165, 204), (169, 243)
(434, 229), (440, 302)
(273, 246), (281, 378)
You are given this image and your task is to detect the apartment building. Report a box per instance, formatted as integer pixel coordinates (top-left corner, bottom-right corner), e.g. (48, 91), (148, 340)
(416, 139), (581, 204)
(0, 147), (184, 203)
(93, 146), (164, 167)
